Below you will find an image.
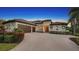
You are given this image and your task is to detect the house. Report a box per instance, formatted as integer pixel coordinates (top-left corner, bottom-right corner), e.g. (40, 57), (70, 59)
(32, 20), (52, 32)
(3, 19), (35, 32)
(49, 22), (67, 32)
(3, 19), (67, 33)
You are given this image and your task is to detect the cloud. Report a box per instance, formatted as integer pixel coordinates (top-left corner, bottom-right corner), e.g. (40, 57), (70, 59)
(25, 18), (68, 22)
(4, 17), (68, 23)
(52, 19), (68, 22)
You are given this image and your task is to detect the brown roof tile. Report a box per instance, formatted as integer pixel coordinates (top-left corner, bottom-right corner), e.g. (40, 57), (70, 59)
(50, 22), (67, 25)
(3, 19), (35, 25)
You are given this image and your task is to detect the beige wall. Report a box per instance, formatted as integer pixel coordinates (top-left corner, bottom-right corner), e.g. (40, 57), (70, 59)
(35, 21), (51, 32)
(4, 22), (34, 32)
(49, 25), (67, 32)
(35, 24), (43, 32)
(43, 21), (51, 25)
(4, 22), (17, 32)
(67, 22), (71, 27)
(16, 22), (33, 27)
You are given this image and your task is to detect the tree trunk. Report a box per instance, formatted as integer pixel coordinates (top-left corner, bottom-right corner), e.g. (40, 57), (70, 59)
(73, 18), (77, 35)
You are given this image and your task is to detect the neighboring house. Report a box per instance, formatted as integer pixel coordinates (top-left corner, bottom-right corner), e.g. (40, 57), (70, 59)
(3, 19), (35, 32)
(49, 22), (67, 32)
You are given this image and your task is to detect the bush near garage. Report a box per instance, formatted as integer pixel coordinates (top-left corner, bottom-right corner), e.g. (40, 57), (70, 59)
(4, 35), (16, 43)
(14, 32), (24, 43)
(0, 35), (4, 43)
(14, 28), (24, 42)
(49, 31), (72, 35)
(4, 32), (24, 43)
(0, 32), (24, 43)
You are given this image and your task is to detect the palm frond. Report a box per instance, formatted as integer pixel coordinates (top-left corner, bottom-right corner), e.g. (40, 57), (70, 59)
(69, 8), (79, 15)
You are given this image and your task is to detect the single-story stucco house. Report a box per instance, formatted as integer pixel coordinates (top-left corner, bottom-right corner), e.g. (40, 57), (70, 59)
(3, 19), (67, 33)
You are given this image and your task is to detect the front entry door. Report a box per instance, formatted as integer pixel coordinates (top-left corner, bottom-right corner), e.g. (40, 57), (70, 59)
(44, 26), (49, 32)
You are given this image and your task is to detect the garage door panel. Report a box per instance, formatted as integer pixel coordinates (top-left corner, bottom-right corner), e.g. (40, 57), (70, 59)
(18, 24), (31, 32)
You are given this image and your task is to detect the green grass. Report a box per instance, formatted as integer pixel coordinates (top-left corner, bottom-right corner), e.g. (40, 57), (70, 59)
(0, 43), (17, 51)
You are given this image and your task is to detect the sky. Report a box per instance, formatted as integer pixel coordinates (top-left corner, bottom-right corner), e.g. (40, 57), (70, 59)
(0, 7), (69, 22)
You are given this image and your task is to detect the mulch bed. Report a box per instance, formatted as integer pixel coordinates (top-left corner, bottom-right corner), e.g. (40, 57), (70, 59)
(70, 37), (79, 45)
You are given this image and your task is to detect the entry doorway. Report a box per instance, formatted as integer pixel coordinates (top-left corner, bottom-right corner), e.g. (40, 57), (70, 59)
(32, 27), (35, 32)
(44, 26), (49, 32)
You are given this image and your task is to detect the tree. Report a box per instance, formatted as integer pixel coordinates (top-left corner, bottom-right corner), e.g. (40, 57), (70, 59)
(68, 8), (79, 35)
(0, 19), (5, 41)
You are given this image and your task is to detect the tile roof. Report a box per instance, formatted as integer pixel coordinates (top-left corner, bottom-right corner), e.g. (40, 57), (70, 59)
(3, 19), (35, 25)
(50, 22), (67, 25)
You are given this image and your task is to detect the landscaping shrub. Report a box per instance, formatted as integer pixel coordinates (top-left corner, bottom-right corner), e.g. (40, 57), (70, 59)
(14, 28), (24, 32)
(49, 31), (72, 35)
(4, 35), (16, 43)
(4, 32), (14, 35)
(0, 35), (4, 43)
(0, 31), (24, 43)
(14, 32), (24, 43)
(74, 33), (79, 36)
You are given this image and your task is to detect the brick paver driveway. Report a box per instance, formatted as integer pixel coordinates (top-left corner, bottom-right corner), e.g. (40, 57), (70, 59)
(11, 33), (79, 51)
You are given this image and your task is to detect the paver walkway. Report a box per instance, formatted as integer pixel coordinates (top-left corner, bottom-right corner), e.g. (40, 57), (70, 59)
(11, 33), (79, 51)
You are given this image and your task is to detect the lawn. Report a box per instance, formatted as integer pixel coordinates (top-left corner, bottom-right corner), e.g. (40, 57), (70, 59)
(0, 43), (17, 51)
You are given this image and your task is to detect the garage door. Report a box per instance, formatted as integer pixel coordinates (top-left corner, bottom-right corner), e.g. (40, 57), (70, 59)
(18, 24), (31, 32)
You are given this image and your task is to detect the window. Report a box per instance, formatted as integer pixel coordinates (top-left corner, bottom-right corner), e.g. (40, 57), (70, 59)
(56, 26), (58, 30)
(62, 26), (65, 29)
(50, 26), (53, 29)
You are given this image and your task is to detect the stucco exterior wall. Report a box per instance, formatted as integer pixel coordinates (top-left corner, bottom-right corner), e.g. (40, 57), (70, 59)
(43, 21), (51, 25)
(67, 22), (71, 27)
(16, 22), (32, 27)
(4, 22), (33, 32)
(4, 22), (17, 32)
(35, 21), (51, 32)
(35, 24), (43, 32)
(49, 25), (66, 32)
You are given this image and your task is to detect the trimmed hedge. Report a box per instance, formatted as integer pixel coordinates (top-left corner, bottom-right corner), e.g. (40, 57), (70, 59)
(0, 32), (24, 43)
(14, 32), (24, 43)
(0, 35), (4, 43)
(74, 33), (79, 36)
(4, 35), (16, 43)
(49, 31), (72, 35)
(14, 28), (24, 32)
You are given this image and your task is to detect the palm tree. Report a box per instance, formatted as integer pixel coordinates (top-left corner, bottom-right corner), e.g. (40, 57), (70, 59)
(69, 8), (79, 35)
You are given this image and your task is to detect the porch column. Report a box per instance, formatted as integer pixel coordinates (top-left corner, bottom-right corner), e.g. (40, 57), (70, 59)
(43, 26), (45, 32)
(49, 25), (50, 32)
